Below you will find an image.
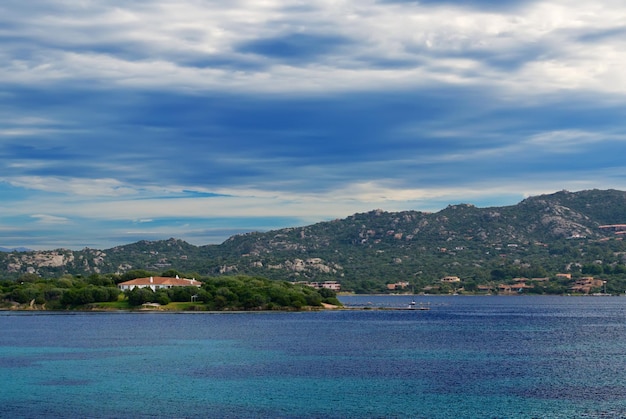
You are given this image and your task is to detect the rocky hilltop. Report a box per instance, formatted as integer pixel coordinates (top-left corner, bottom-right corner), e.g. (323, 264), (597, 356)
(2, 189), (626, 292)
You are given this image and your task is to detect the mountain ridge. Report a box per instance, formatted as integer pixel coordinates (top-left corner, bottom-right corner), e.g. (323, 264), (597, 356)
(2, 189), (626, 293)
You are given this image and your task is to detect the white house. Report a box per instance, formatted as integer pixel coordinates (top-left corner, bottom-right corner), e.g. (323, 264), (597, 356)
(118, 275), (202, 291)
(299, 280), (342, 291)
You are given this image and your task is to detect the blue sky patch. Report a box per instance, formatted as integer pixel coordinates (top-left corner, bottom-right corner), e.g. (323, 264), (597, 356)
(238, 33), (350, 61)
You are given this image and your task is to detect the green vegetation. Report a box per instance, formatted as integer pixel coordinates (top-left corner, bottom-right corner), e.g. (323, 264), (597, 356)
(0, 272), (341, 311)
(2, 190), (626, 295)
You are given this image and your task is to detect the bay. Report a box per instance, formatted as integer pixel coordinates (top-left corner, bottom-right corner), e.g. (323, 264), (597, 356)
(1, 295), (626, 418)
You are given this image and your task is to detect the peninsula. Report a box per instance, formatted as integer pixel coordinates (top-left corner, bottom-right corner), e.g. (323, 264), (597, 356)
(0, 273), (342, 312)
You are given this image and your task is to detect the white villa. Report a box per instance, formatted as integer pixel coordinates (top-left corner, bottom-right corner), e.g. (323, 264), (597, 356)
(117, 275), (202, 291)
(309, 281), (341, 291)
(296, 280), (341, 291)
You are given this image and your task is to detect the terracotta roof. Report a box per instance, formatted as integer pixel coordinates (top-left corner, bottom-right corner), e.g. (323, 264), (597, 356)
(118, 276), (202, 287)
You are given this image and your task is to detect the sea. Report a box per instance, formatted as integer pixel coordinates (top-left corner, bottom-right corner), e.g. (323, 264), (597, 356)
(2, 295), (626, 418)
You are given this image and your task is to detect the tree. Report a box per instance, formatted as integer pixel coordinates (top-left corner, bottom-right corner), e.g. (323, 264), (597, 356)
(17, 273), (40, 283)
(11, 286), (43, 304)
(86, 274), (114, 287)
(127, 287), (155, 306)
(582, 264), (603, 275)
(155, 291), (171, 305)
(242, 293), (267, 309)
(161, 269), (181, 278)
(169, 286), (198, 302)
(463, 280), (478, 292)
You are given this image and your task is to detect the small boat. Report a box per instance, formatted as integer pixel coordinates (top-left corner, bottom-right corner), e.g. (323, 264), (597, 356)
(408, 300), (430, 310)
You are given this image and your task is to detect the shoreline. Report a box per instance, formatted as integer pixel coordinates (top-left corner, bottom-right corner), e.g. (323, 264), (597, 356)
(0, 304), (433, 313)
(2, 293), (619, 313)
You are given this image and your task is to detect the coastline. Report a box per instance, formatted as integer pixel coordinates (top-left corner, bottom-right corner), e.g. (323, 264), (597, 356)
(2, 292), (618, 313)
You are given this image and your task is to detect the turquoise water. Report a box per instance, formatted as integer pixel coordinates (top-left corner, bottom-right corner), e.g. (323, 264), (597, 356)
(2, 296), (626, 418)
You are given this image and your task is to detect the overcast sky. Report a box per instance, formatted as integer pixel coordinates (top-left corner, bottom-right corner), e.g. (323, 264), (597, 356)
(2, 0), (626, 250)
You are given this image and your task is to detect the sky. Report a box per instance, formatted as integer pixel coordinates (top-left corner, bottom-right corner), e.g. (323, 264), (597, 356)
(2, 0), (626, 250)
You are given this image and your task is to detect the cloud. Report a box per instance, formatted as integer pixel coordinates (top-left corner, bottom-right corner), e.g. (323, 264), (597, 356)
(377, 0), (537, 11)
(31, 214), (70, 225)
(2, 0), (626, 249)
(6, 177), (138, 197)
(524, 130), (626, 152)
(1, 0), (625, 96)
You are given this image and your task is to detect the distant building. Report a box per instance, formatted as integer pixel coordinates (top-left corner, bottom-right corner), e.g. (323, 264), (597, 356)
(499, 282), (533, 294)
(599, 224), (626, 234)
(305, 281), (341, 291)
(387, 281), (410, 290)
(118, 275), (202, 291)
(440, 276), (461, 283)
(570, 277), (604, 294)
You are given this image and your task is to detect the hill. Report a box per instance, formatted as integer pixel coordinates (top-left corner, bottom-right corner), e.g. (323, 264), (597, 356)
(0, 247), (32, 253)
(2, 189), (626, 293)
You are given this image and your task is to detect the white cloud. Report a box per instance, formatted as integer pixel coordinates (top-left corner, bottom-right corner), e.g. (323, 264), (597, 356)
(0, 176), (612, 223)
(3, 0), (626, 96)
(31, 214), (70, 224)
(525, 130), (626, 152)
(6, 176), (138, 197)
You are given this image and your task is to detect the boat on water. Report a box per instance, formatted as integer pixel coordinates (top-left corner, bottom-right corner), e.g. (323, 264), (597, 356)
(408, 300), (430, 310)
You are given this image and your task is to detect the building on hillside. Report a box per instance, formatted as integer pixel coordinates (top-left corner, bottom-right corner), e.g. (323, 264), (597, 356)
(477, 285), (492, 293)
(570, 277), (605, 294)
(599, 224), (626, 234)
(118, 275), (202, 291)
(387, 281), (410, 290)
(498, 282), (533, 294)
(306, 281), (341, 291)
(440, 276), (461, 283)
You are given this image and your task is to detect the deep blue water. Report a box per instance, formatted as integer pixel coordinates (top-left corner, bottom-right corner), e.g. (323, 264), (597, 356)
(2, 295), (626, 418)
